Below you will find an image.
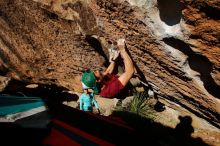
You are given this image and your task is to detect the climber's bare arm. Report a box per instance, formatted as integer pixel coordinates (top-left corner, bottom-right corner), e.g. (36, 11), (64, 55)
(103, 61), (116, 76)
(97, 36), (119, 76)
(117, 39), (135, 86)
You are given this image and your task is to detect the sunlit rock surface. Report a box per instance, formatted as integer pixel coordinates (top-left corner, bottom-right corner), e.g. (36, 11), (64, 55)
(0, 0), (219, 129)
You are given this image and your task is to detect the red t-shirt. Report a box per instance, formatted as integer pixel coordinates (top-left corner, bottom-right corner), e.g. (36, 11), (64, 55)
(99, 74), (124, 98)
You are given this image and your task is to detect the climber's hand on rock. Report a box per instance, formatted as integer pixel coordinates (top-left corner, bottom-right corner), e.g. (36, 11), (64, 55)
(117, 38), (125, 50)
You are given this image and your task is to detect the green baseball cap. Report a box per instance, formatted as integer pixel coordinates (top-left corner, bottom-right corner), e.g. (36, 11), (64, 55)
(81, 69), (99, 94)
(82, 69), (96, 88)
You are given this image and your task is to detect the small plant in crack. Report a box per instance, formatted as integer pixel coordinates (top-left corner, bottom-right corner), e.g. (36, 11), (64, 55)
(116, 90), (157, 120)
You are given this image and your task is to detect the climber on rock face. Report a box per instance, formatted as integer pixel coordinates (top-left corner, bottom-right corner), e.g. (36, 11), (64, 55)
(81, 37), (135, 98)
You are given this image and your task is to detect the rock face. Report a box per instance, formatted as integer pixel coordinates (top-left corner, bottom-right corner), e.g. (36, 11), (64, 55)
(0, 0), (219, 127)
(0, 75), (10, 91)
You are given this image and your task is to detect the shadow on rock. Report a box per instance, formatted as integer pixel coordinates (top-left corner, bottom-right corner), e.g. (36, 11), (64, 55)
(111, 111), (209, 146)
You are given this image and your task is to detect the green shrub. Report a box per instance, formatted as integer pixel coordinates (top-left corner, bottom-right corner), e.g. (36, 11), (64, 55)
(119, 91), (156, 120)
